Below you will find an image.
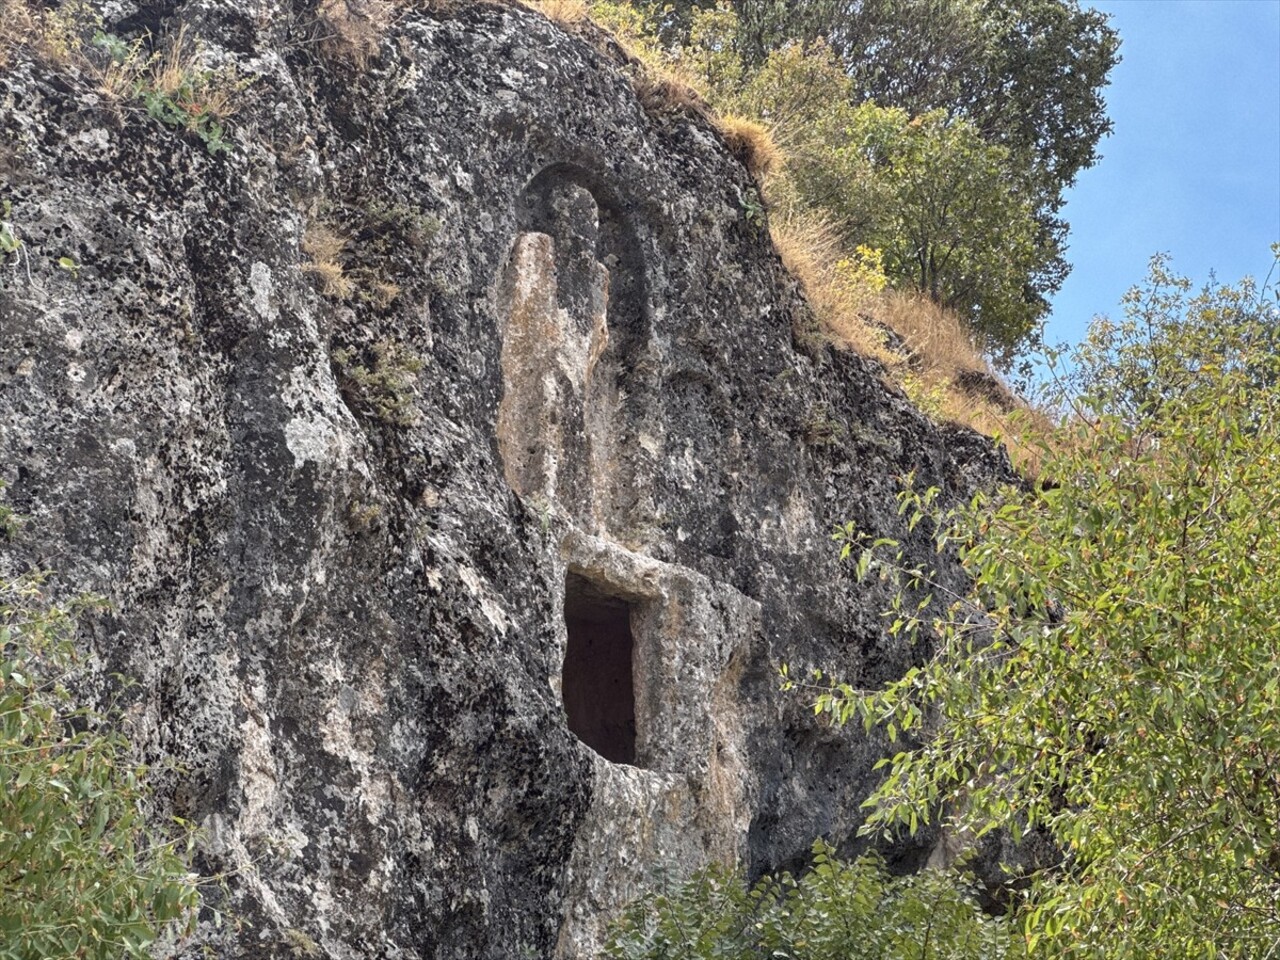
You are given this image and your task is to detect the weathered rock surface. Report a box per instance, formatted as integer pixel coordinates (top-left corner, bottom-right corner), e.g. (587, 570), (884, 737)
(0, 3), (1011, 956)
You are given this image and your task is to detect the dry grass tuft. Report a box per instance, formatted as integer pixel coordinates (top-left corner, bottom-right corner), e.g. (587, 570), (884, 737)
(362, 275), (402, 309)
(876, 291), (990, 386)
(633, 65), (710, 117)
(0, 0), (102, 69)
(526, 0), (589, 25)
(148, 29), (200, 99)
(303, 223), (354, 299)
(96, 40), (145, 101)
(770, 215), (892, 362)
(717, 114), (783, 182)
(870, 290), (1051, 472)
(0, 0), (40, 69)
(317, 0), (393, 69)
(140, 27), (239, 119)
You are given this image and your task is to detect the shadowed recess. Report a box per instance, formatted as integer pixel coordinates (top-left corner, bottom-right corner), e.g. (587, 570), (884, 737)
(562, 572), (637, 765)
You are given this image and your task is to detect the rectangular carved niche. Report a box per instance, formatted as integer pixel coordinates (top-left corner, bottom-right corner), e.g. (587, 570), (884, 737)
(562, 572), (638, 766)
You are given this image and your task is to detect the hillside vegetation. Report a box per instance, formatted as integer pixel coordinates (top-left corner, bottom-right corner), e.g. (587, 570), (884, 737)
(9, 2), (1276, 957)
(607, 247), (1280, 957)
(537, 0), (1117, 469)
(576, 4), (1280, 956)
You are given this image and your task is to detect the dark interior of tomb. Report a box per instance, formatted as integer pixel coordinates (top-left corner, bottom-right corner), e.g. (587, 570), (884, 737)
(562, 573), (638, 765)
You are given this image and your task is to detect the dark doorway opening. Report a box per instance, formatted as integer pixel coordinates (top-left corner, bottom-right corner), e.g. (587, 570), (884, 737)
(562, 573), (638, 765)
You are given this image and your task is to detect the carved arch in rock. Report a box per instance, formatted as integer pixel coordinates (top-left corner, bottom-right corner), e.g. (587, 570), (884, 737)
(514, 161), (650, 360)
(496, 162), (651, 538)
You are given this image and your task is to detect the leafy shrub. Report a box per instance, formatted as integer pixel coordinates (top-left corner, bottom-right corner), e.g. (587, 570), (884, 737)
(605, 840), (1011, 960)
(0, 574), (199, 959)
(819, 253), (1280, 956)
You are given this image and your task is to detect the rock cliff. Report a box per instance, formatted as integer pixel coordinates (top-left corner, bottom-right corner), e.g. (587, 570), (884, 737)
(0, 2), (1011, 956)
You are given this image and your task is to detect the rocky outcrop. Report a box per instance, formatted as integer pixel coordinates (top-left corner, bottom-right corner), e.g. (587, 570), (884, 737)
(0, 3), (1011, 957)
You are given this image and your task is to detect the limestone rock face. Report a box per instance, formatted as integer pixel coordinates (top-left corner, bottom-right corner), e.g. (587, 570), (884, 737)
(0, 3), (1011, 957)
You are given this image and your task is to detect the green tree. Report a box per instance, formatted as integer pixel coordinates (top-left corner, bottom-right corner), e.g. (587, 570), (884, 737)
(0, 569), (200, 959)
(613, 0), (1118, 360)
(620, 0), (841, 53)
(856, 109), (1047, 361)
(639, 0), (1120, 200)
(597, 2), (1077, 358)
(828, 0), (1119, 194)
(645, 0), (1116, 193)
(722, 42), (1050, 358)
(819, 253), (1280, 956)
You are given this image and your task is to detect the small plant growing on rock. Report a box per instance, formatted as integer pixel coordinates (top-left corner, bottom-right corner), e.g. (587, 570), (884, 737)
(94, 27), (240, 156)
(899, 372), (947, 419)
(0, 200), (21, 257)
(347, 499), (384, 533)
(283, 926), (322, 957)
(0, 199), (31, 280)
(302, 222), (354, 299)
(0, 573), (201, 957)
(0, 0), (98, 67)
(362, 198), (441, 252)
(802, 408), (844, 446)
(332, 339), (424, 427)
(1, 3), (241, 155)
(740, 187), (766, 229)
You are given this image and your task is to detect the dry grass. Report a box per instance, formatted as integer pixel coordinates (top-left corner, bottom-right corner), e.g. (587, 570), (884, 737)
(0, 0), (40, 70)
(632, 63), (710, 118)
(2, 9), (242, 139)
(769, 215), (893, 363)
(946, 392), (1053, 477)
(526, 0), (589, 24)
(97, 40), (145, 100)
(359, 274), (402, 309)
(149, 28), (201, 98)
(766, 212), (1047, 471)
(303, 223), (354, 299)
(876, 291), (991, 387)
(0, 0), (99, 69)
(317, 0), (393, 69)
(716, 114), (783, 182)
(135, 27), (239, 118)
(870, 290), (1052, 472)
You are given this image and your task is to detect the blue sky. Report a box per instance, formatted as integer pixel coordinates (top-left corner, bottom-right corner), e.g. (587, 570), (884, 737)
(1045, 0), (1280, 352)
